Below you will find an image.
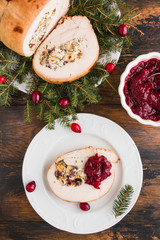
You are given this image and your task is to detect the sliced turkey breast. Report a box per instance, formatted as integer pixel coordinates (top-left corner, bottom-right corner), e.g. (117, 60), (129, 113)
(47, 146), (119, 202)
(33, 16), (99, 84)
(0, 0), (69, 56)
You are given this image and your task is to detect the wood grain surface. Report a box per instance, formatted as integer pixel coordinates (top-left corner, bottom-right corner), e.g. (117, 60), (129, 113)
(0, 0), (160, 239)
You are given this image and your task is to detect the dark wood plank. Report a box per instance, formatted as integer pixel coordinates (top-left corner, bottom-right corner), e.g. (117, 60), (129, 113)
(0, 221), (159, 240)
(0, 106), (44, 163)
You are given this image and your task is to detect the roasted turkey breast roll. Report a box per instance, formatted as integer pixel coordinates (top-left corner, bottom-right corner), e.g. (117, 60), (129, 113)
(0, 0), (69, 56)
(47, 146), (119, 202)
(33, 16), (99, 84)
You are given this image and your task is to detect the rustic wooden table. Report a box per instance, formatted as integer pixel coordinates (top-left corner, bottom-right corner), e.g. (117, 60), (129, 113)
(0, 0), (160, 239)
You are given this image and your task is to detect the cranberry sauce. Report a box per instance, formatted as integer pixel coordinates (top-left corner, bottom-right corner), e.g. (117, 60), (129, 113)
(124, 58), (160, 121)
(84, 154), (112, 189)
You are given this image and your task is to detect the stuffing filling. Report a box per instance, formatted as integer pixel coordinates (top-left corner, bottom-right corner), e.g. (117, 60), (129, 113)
(29, 9), (56, 51)
(39, 38), (83, 70)
(55, 160), (86, 187)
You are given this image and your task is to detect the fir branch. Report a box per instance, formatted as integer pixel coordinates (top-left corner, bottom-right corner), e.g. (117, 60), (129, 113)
(0, 72), (19, 97)
(102, 39), (129, 50)
(48, 90), (56, 96)
(130, 13), (142, 21)
(57, 112), (71, 127)
(3, 72), (13, 78)
(112, 185), (134, 218)
(0, 84), (8, 87)
(95, 66), (109, 73)
(87, 15), (101, 23)
(0, 0), (143, 127)
(95, 21), (103, 35)
(48, 110), (52, 129)
(1, 63), (8, 71)
(73, 86), (77, 106)
(126, 23), (144, 35)
(100, 72), (118, 94)
(83, 76), (87, 85)
(18, 61), (26, 74)
(38, 100), (45, 119)
(45, 99), (52, 109)
(0, 52), (5, 59)
(116, 0), (128, 8)
(83, 85), (98, 91)
(67, 105), (74, 118)
(41, 83), (48, 93)
(4, 89), (10, 106)
(56, 87), (62, 98)
(0, 59), (20, 64)
(44, 110), (55, 130)
(83, 0), (89, 7)
(86, 3), (106, 9)
(84, 9), (95, 16)
(122, 8), (139, 21)
(27, 79), (36, 94)
(66, 85), (71, 99)
(105, 24), (117, 35)
(96, 7), (113, 20)
(72, 83), (96, 102)
(47, 90), (56, 100)
(54, 101), (58, 113)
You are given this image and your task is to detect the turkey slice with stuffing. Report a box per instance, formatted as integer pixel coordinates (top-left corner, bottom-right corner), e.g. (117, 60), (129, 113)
(47, 146), (119, 202)
(33, 16), (99, 84)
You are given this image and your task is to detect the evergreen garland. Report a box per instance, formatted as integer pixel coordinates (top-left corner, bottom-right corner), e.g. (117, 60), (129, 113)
(112, 184), (134, 218)
(0, 0), (143, 129)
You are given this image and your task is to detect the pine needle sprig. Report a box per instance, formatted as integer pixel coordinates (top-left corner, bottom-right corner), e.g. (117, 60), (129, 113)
(112, 184), (134, 218)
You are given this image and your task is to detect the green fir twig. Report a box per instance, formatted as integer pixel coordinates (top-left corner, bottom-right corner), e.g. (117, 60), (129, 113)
(112, 184), (134, 218)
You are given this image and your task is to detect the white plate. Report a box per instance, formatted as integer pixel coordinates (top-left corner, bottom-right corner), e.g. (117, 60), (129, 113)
(22, 113), (143, 234)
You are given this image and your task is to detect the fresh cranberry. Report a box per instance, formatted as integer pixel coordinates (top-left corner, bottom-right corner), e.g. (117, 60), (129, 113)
(71, 123), (81, 133)
(118, 24), (127, 37)
(26, 181), (36, 192)
(105, 63), (115, 74)
(59, 98), (70, 107)
(80, 202), (90, 211)
(31, 91), (41, 104)
(84, 154), (112, 189)
(0, 75), (6, 83)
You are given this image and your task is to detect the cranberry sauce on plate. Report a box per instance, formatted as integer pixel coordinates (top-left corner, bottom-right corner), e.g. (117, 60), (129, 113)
(84, 154), (112, 189)
(123, 58), (160, 121)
